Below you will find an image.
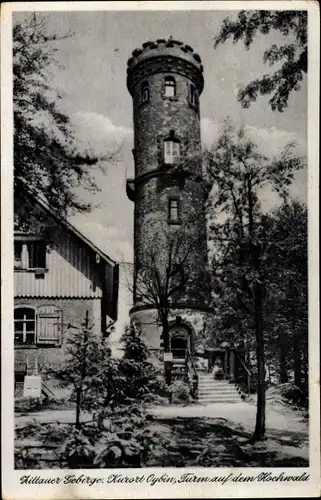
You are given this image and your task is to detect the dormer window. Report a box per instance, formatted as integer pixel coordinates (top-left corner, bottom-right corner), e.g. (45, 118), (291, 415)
(164, 139), (180, 165)
(189, 83), (198, 106)
(164, 76), (176, 97)
(14, 238), (47, 270)
(140, 81), (149, 103)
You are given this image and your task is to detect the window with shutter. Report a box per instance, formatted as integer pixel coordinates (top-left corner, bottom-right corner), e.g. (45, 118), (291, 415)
(36, 305), (62, 344)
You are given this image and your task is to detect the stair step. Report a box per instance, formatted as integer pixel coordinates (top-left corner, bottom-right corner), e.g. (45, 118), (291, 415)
(196, 374), (242, 403)
(199, 392), (240, 397)
(199, 394), (240, 399)
(199, 386), (238, 389)
(197, 400), (240, 404)
(199, 395), (240, 400)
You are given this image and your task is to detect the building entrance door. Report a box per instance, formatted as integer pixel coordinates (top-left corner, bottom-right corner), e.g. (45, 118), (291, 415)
(171, 336), (188, 359)
(169, 324), (190, 360)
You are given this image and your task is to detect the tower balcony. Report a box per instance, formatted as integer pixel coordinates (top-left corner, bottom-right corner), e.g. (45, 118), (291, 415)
(126, 179), (136, 202)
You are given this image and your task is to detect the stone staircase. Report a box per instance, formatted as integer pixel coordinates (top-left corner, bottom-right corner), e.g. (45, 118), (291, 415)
(197, 372), (242, 404)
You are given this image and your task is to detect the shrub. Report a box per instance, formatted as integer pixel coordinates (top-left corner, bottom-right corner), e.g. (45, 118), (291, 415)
(169, 380), (191, 404)
(279, 382), (308, 408)
(15, 321), (170, 469)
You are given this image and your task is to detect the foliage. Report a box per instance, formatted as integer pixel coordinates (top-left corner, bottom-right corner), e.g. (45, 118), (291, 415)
(277, 382), (308, 409)
(13, 14), (110, 227)
(214, 10), (307, 111)
(133, 228), (206, 385)
(261, 201), (308, 389)
(121, 323), (149, 362)
(168, 380), (191, 404)
(15, 320), (170, 469)
(119, 324), (169, 404)
(206, 119), (304, 440)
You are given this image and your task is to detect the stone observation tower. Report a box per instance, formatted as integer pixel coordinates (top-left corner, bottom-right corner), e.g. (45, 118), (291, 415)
(126, 38), (212, 364)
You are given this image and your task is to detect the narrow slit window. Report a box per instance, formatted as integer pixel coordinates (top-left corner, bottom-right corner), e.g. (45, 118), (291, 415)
(168, 198), (180, 223)
(189, 83), (197, 106)
(140, 81), (149, 103)
(164, 76), (176, 97)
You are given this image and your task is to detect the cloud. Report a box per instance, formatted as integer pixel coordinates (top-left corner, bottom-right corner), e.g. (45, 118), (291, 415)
(70, 112), (133, 156)
(201, 118), (221, 149)
(69, 216), (133, 263)
(201, 118), (306, 158)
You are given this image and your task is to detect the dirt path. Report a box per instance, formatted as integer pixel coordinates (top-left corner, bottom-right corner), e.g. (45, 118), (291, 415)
(15, 401), (308, 468)
(147, 415), (308, 467)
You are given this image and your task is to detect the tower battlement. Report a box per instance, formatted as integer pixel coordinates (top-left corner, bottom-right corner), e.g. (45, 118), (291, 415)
(127, 38), (204, 95)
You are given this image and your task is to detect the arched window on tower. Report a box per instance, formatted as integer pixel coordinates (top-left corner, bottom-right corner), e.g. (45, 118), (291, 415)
(164, 76), (176, 97)
(164, 138), (180, 165)
(140, 81), (149, 103)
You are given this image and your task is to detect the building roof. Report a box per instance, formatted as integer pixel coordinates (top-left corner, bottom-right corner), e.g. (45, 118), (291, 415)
(16, 183), (117, 268)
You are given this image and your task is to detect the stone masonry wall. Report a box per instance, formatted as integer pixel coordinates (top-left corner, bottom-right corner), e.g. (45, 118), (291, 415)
(127, 40), (211, 352)
(14, 297), (97, 375)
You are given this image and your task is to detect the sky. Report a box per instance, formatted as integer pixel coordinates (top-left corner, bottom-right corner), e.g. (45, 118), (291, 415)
(14, 8), (307, 338)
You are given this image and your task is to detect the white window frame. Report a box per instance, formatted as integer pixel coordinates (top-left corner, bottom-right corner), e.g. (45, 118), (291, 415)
(14, 307), (36, 345)
(14, 305), (62, 346)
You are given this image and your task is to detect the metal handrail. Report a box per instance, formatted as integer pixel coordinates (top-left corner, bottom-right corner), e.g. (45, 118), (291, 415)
(235, 355), (252, 395)
(185, 350), (198, 398)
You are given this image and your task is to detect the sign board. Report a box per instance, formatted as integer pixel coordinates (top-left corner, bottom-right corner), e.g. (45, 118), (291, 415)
(163, 352), (173, 362)
(23, 375), (42, 398)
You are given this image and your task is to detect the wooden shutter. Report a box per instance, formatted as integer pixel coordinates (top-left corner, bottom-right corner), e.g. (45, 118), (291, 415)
(36, 305), (62, 344)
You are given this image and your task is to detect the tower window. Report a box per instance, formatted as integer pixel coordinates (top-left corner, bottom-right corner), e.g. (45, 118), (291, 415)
(140, 81), (149, 103)
(164, 76), (176, 97)
(164, 139), (180, 165)
(189, 83), (198, 106)
(168, 198), (180, 223)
